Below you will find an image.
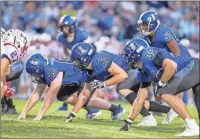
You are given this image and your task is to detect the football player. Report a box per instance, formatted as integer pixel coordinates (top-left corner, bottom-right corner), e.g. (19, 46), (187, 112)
(137, 11), (191, 123)
(1, 29), (28, 100)
(57, 14), (91, 57)
(120, 38), (199, 137)
(65, 42), (174, 124)
(18, 54), (124, 121)
(57, 15), (100, 118)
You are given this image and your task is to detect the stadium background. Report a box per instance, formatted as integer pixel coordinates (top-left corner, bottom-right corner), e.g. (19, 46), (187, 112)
(1, 1), (199, 105)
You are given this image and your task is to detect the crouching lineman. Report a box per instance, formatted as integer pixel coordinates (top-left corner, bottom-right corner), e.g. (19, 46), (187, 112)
(57, 14), (101, 119)
(18, 54), (124, 121)
(1, 27), (17, 114)
(1, 28), (28, 112)
(120, 38), (199, 137)
(65, 42), (175, 125)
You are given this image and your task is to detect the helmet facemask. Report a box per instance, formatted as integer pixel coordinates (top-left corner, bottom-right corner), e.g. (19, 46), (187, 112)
(137, 20), (152, 36)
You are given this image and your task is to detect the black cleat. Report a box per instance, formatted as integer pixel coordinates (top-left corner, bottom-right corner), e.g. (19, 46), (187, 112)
(4, 107), (17, 115)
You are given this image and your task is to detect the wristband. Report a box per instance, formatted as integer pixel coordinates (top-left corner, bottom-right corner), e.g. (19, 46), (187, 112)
(71, 111), (76, 116)
(103, 81), (107, 88)
(126, 118), (133, 123)
(158, 80), (166, 87)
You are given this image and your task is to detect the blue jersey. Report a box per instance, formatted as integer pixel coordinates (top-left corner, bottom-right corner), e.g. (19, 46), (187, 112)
(57, 29), (89, 50)
(143, 25), (191, 62)
(43, 59), (85, 87)
(137, 47), (193, 83)
(144, 26), (191, 70)
(86, 51), (130, 82)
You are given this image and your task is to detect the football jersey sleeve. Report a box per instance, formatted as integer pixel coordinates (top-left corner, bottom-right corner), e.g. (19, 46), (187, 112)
(57, 32), (63, 43)
(95, 52), (112, 71)
(1, 43), (20, 64)
(44, 67), (60, 86)
(159, 26), (174, 44)
(81, 30), (89, 41)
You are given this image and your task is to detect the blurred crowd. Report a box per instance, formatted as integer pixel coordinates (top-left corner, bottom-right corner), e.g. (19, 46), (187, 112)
(1, 1), (199, 105)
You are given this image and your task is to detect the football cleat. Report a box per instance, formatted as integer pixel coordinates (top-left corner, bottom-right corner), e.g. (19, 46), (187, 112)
(57, 103), (68, 111)
(162, 108), (178, 124)
(137, 114), (157, 126)
(176, 118), (199, 136)
(85, 109), (102, 120)
(111, 104), (125, 120)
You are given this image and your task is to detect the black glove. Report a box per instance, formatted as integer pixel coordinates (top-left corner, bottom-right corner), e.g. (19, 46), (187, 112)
(119, 119), (133, 131)
(153, 80), (166, 97)
(90, 81), (106, 90)
(65, 112), (76, 123)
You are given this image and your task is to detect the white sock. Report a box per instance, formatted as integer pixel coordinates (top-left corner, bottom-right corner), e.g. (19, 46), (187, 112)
(185, 118), (199, 129)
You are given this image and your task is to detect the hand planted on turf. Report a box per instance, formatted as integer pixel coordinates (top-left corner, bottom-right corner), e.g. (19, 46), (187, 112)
(33, 115), (43, 121)
(119, 119), (132, 131)
(65, 112), (76, 123)
(18, 112), (27, 120)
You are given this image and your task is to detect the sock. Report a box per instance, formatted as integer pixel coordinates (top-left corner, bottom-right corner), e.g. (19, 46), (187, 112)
(5, 98), (15, 108)
(1, 97), (6, 106)
(63, 102), (68, 107)
(109, 104), (118, 112)
(85, 107), (90, 111)
(149, 101), (170, 113)
(125, 93), (150, 117)
(85, 108), (100, 112)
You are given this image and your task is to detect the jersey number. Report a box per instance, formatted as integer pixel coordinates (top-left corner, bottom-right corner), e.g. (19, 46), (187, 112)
(10, 50), (18, 63)
(145, 48), (156, 60)
(99, 55), (109, 67)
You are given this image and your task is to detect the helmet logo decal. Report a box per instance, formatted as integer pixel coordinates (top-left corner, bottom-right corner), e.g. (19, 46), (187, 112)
(65, 21), (69, 24)
(78, 46), (87, 54)
(88, 49), (93, 56)
(148, 14), (156, 22)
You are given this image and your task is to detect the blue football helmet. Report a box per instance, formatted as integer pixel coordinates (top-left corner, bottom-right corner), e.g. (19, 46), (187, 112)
(58, 15), (77, 33)
(137, 11), (160, 36)
(123, 38), (149, 65)
(71, 42), (96, 70)
(26, 54), (47, 84)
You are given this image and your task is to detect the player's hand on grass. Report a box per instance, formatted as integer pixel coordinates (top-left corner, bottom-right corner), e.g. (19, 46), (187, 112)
(33, 115), (43, 121)
(65, 112), (76, 122)
(119, 119), (132, 131)
(18, 112), (27, 120)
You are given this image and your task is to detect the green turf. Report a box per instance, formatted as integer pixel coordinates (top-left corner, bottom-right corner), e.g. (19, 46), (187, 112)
(1, 99), (199, 138)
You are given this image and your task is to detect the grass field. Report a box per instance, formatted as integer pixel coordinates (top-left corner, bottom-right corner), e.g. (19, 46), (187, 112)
(1, 99), (199, 138)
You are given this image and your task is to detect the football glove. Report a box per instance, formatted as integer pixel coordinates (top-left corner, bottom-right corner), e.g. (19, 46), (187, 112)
(65, 112), (76, 122)
(153, 80), (166, 97)
(119, 119), (133, 131)
(5, 87), (15, 98)
(90, 81), (106, 90)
